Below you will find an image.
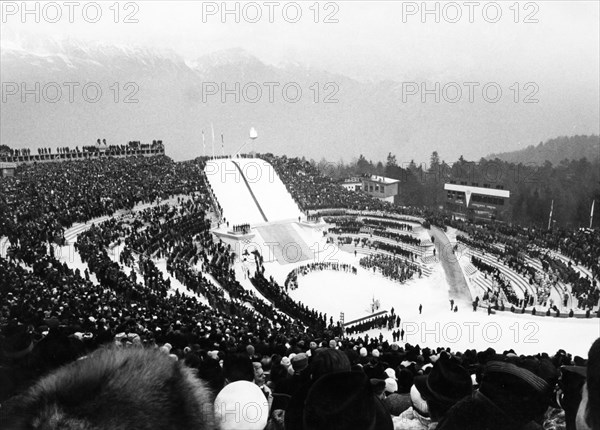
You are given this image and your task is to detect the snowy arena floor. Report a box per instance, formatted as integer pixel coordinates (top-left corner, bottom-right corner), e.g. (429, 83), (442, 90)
(284, 249), (600, 357)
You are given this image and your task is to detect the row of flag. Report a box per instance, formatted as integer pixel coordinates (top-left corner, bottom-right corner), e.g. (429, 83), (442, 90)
(201, 123), (224, 157)
(548, 199), (596, 229)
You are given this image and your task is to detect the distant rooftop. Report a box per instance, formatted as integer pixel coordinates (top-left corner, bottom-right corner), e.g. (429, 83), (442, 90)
(365, 175), (399, 184)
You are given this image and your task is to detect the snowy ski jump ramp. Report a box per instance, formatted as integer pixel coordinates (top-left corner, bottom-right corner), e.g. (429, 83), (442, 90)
(205, 157), (313, 264)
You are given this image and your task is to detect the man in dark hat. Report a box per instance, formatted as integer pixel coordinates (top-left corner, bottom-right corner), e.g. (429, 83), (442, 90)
(413, 353), (472, 422)
(436, 355), (559, 430)
(394, 353), (472, 429)
(303, 371), (393, 430)
(276, 352), (310, 397)
(285, 348), (352, 430)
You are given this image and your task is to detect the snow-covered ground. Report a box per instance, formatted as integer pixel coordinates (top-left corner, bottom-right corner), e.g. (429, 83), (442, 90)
(205, 158), (302, 225)
(234, 158), (302, 222)
(286, 246), (599, 357)
(205, 159), (266, 225)
(248, 222), (600, 357)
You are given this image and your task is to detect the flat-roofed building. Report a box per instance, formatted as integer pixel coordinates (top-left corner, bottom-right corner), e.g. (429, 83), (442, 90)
(0, 162), (17, 178)
(445, 181), (510, 221)
(340, 177), (363, 192)
(363, 175), (399, 203)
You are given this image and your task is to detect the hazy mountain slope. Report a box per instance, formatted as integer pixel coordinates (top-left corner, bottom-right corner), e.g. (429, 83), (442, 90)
(2, 38), (599, 163)
(487, 135), (599, 164)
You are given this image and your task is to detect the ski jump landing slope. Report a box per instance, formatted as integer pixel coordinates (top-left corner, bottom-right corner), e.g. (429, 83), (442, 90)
(205, 158), (302, 225)
(255, 222), (314, 264)
(205, 159), (266, 226)
(233, 158), (302, 222)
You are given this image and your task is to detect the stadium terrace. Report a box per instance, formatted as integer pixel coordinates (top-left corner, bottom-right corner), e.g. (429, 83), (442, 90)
(0, 147), (598, 430)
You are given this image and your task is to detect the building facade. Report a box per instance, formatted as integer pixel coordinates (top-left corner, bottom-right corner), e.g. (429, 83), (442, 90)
(445, 181), (510, 221)
(0, 162), (17, 178)
(362, 175), (399, 203)
(341, 177), (363, 192)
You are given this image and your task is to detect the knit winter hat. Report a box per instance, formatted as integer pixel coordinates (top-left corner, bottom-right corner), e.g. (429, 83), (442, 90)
(385, 378), (398, 394)
(384, 368), (397, 380)
(292, 353), (309, 372)
(214, 381), (269, 430)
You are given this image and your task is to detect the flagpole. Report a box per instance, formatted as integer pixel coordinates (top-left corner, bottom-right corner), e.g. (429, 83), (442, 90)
(547, 200), (554, 231)
(202, 130), (205, 158)
(221, 133), (224, 157)
(590, 200), (596, 229)
(211, 123), (215, 159)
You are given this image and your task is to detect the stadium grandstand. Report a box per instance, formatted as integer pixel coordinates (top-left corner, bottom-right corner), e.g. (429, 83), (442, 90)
(0, 145), (598, 430)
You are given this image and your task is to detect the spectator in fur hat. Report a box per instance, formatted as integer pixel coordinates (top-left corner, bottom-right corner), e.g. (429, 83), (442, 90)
(0, 346), (214, 430)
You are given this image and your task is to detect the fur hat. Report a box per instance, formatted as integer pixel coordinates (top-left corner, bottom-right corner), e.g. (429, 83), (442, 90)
(1, 347), (214, 430)
(214, 381), (269, 430)
(383, 393), (412, 417)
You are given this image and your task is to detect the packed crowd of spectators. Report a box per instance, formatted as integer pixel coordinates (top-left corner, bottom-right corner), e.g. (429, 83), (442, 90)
(345, 310), (401, 336)
(360, 254), (421, 284)
(455, 220), (598, 312)
(471, 256), (520, 307)
(284, 262), (358, 291)
(1, 152), (599, 429)
(3, 323), (598, 430)
(363, 218), (414, 231)
(0, 141), (164, 162)
(0, 156), (202, 262)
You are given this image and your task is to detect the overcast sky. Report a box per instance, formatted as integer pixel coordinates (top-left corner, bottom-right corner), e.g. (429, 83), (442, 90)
(2, 1), (599, 83)
(2, 1), (598, 162)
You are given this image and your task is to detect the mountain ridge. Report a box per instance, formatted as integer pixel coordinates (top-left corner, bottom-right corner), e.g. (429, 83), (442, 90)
(486, 135), (599, 165)
(2, 37), (598, 163)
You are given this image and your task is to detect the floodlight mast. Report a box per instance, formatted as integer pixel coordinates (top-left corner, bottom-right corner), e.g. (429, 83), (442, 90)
(234, 127), (258, 157)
